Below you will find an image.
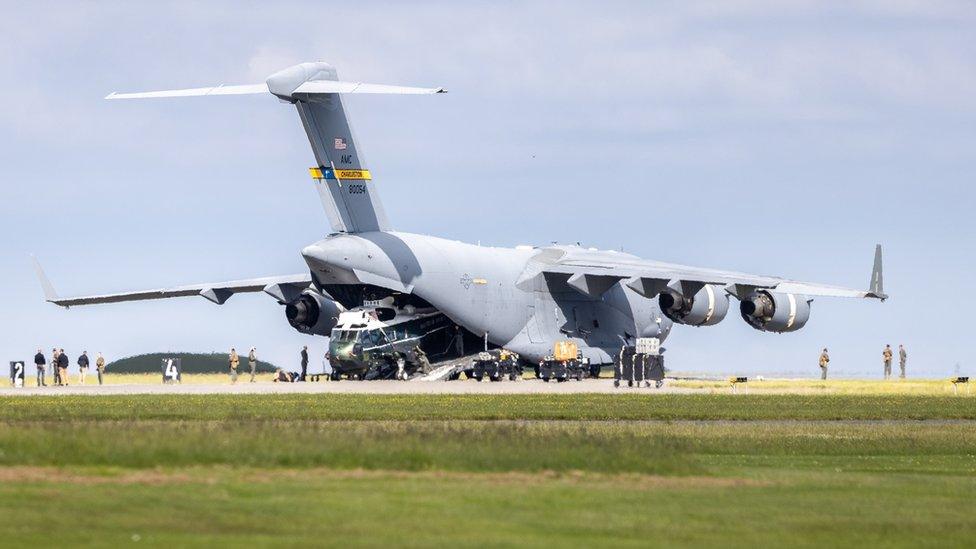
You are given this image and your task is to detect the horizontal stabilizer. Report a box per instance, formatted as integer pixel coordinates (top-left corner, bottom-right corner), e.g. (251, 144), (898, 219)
(105, 83), (269, 100)
(106, 81), (445, 101)
(294, 81), (444, 95)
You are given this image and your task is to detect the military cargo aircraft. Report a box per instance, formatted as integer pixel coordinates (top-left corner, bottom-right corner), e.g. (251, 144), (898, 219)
(34, 62), (886, 367)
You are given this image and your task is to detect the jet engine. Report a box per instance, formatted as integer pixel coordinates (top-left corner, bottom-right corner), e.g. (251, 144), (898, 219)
(658, 284), (729, 327)
(739, 290), (811, 333)
(285, 290), (343, 336)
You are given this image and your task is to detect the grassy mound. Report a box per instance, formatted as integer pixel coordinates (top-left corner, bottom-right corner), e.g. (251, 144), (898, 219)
(106, 352), (278, 374)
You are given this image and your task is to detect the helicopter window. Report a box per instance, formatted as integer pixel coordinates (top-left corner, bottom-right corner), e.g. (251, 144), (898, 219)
(367, 330), (389, 347)
(374, 308), (396, 322)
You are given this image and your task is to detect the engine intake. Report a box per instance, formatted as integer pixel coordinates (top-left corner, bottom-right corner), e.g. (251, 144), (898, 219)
(285, 291), (343, 335)
(658, 284), (729, 327)
(740, 290), (811, 333)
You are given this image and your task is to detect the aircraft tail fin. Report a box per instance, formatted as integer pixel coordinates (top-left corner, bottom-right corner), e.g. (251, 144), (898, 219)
(106, 62), (445, 234)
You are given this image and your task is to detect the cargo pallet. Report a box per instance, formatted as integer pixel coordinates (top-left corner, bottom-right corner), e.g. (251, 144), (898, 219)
(614, 346), (665, 388)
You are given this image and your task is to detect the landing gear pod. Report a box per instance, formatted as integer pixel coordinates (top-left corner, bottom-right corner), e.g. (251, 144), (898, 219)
(658, 285), (729, 327)
(739, 290), (811, 333)
(285, 291), (343, 335)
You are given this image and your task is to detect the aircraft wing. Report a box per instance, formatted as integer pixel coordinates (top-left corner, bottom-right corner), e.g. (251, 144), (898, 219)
(32, 257), (311, 307)
(537, 245), (886, 300)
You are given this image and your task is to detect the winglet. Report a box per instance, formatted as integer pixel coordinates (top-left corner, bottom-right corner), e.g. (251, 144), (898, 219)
(30, 255), (62, 304)
(868, 244), (887, 300)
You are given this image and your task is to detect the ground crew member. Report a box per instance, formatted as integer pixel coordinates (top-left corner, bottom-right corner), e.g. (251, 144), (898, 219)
(95, 352), (106, 385)
(77, 351), (90, 385)
(248, 347), (257, 383)
(34, 349), (46, 387)
(882, 344), (893, 379)
(272, 368), (296, 382)
(57, 349), (69, 386)
(454, 326), (464, 357)
(818, 348), (830, 380)
(52, 348), (61, 386)
(323, 352), (332, 381)
(300, 346), (309, 381)
(412, 345), (431, 375)
(229, 348), (240, 384)
(899, 344), (908, 379)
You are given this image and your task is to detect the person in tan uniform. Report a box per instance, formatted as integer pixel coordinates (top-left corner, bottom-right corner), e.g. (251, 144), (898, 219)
(818, 348), (830, 380)
(95, 352), (106, 385)
(229, 348), (240, 384)
(898, 344), (908, 379)
(248, 347), (257, 383)
(52, 348), (61, 386)
(882, 344), (893, 379)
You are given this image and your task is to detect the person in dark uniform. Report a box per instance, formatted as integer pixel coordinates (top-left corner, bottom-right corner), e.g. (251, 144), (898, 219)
(77, 351), (90, 385)
(300, 346), (309, 381)
(33, 349), (47, 387)
(57, 349), (69, 386)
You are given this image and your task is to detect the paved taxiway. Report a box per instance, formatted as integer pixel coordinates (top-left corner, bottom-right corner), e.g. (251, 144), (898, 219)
(0, 379), (706, 396)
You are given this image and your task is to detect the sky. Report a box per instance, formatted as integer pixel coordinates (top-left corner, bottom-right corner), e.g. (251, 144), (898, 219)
(1, 0), (974, 378)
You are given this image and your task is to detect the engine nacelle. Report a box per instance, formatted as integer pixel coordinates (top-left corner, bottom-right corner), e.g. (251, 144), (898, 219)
(658, 284), (729, 327)
(739, 290), (811, 333)
(285, 291), (343, 336)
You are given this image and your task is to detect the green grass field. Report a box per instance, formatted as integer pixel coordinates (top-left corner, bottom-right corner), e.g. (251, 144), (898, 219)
(1, 394), (974, 547)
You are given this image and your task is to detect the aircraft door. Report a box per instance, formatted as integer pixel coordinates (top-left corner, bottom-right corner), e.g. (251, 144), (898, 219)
(573, 305), (598, 339)
(524, 305), (545, 343)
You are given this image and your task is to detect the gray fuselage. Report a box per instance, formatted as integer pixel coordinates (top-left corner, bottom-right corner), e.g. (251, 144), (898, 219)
(302, 231), (672, 364)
